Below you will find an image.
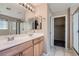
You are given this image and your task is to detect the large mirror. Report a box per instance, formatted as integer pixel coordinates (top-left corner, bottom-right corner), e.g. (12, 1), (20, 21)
(0, 17), (33, 36)
(0, 15), (42, 36)
(0, 18), (19, 36)
(20, 20), (33, 34)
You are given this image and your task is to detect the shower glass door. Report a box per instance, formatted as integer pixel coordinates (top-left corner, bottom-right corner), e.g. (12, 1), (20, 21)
(73, 10), (79, 53)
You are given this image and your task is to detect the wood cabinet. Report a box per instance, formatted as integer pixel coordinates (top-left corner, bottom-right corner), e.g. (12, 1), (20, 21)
(39, 40), (44, 55)
(34, 37), (44, 56)
(0, 36), (44, 56)
(22, 46), (33, 56)
(34, 43), (40, 56)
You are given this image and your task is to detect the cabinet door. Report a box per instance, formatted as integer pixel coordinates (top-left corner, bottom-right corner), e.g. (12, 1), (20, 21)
(39, 41), (44, 55)
(34, 43), (40, 56)
(22, 46), (33, 56)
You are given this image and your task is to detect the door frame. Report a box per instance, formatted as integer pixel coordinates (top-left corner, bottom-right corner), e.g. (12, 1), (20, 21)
(50, 15), (68, 49)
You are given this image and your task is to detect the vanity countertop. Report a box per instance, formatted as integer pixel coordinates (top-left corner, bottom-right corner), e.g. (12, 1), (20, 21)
(0, 33), (44, 51)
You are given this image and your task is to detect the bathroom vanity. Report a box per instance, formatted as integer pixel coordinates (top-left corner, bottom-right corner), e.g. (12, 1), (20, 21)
(0, 3), (44, 56)
(0, 33), (44, 56)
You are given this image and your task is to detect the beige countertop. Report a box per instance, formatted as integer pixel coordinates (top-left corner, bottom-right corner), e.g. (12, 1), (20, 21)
(0, 33), (44, 51)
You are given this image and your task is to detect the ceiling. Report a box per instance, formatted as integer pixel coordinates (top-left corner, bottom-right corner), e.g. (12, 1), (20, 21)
(48, 3), (78, 13)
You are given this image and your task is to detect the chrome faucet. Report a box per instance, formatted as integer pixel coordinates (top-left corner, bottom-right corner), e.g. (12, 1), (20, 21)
(8, 36), (14, 41)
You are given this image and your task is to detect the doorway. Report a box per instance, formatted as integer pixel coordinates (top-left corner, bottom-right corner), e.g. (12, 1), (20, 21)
(54, 16), (65, 48)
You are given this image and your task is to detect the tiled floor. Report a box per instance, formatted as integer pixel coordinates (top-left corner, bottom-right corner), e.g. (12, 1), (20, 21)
(49, 46), (78, 56)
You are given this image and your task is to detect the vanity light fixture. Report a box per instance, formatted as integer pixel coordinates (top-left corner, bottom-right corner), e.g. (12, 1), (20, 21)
(19, 3), (35, 13)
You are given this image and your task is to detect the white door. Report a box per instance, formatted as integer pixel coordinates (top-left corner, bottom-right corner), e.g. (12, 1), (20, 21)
(73, 11), (79, 52)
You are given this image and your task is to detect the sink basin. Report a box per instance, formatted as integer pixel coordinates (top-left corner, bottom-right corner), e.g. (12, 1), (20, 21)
(28, 33), (34, 36)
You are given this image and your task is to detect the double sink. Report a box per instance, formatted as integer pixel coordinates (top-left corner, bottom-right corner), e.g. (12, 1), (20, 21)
(0, 33), (44, 51)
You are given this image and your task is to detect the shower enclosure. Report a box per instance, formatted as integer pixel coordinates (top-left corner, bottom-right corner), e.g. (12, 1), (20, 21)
(73, 9), (79, 54)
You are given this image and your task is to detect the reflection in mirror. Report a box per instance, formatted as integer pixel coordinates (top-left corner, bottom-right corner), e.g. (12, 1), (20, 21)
(0, 18), (34, 36)
(34, 16), (42, 30)
(20, 20), (33, 34)
(0, 19), (9, 35)
(9, 21), (16, 35)
(0, 17), (21, 36)
(0, 15), (42, 36)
